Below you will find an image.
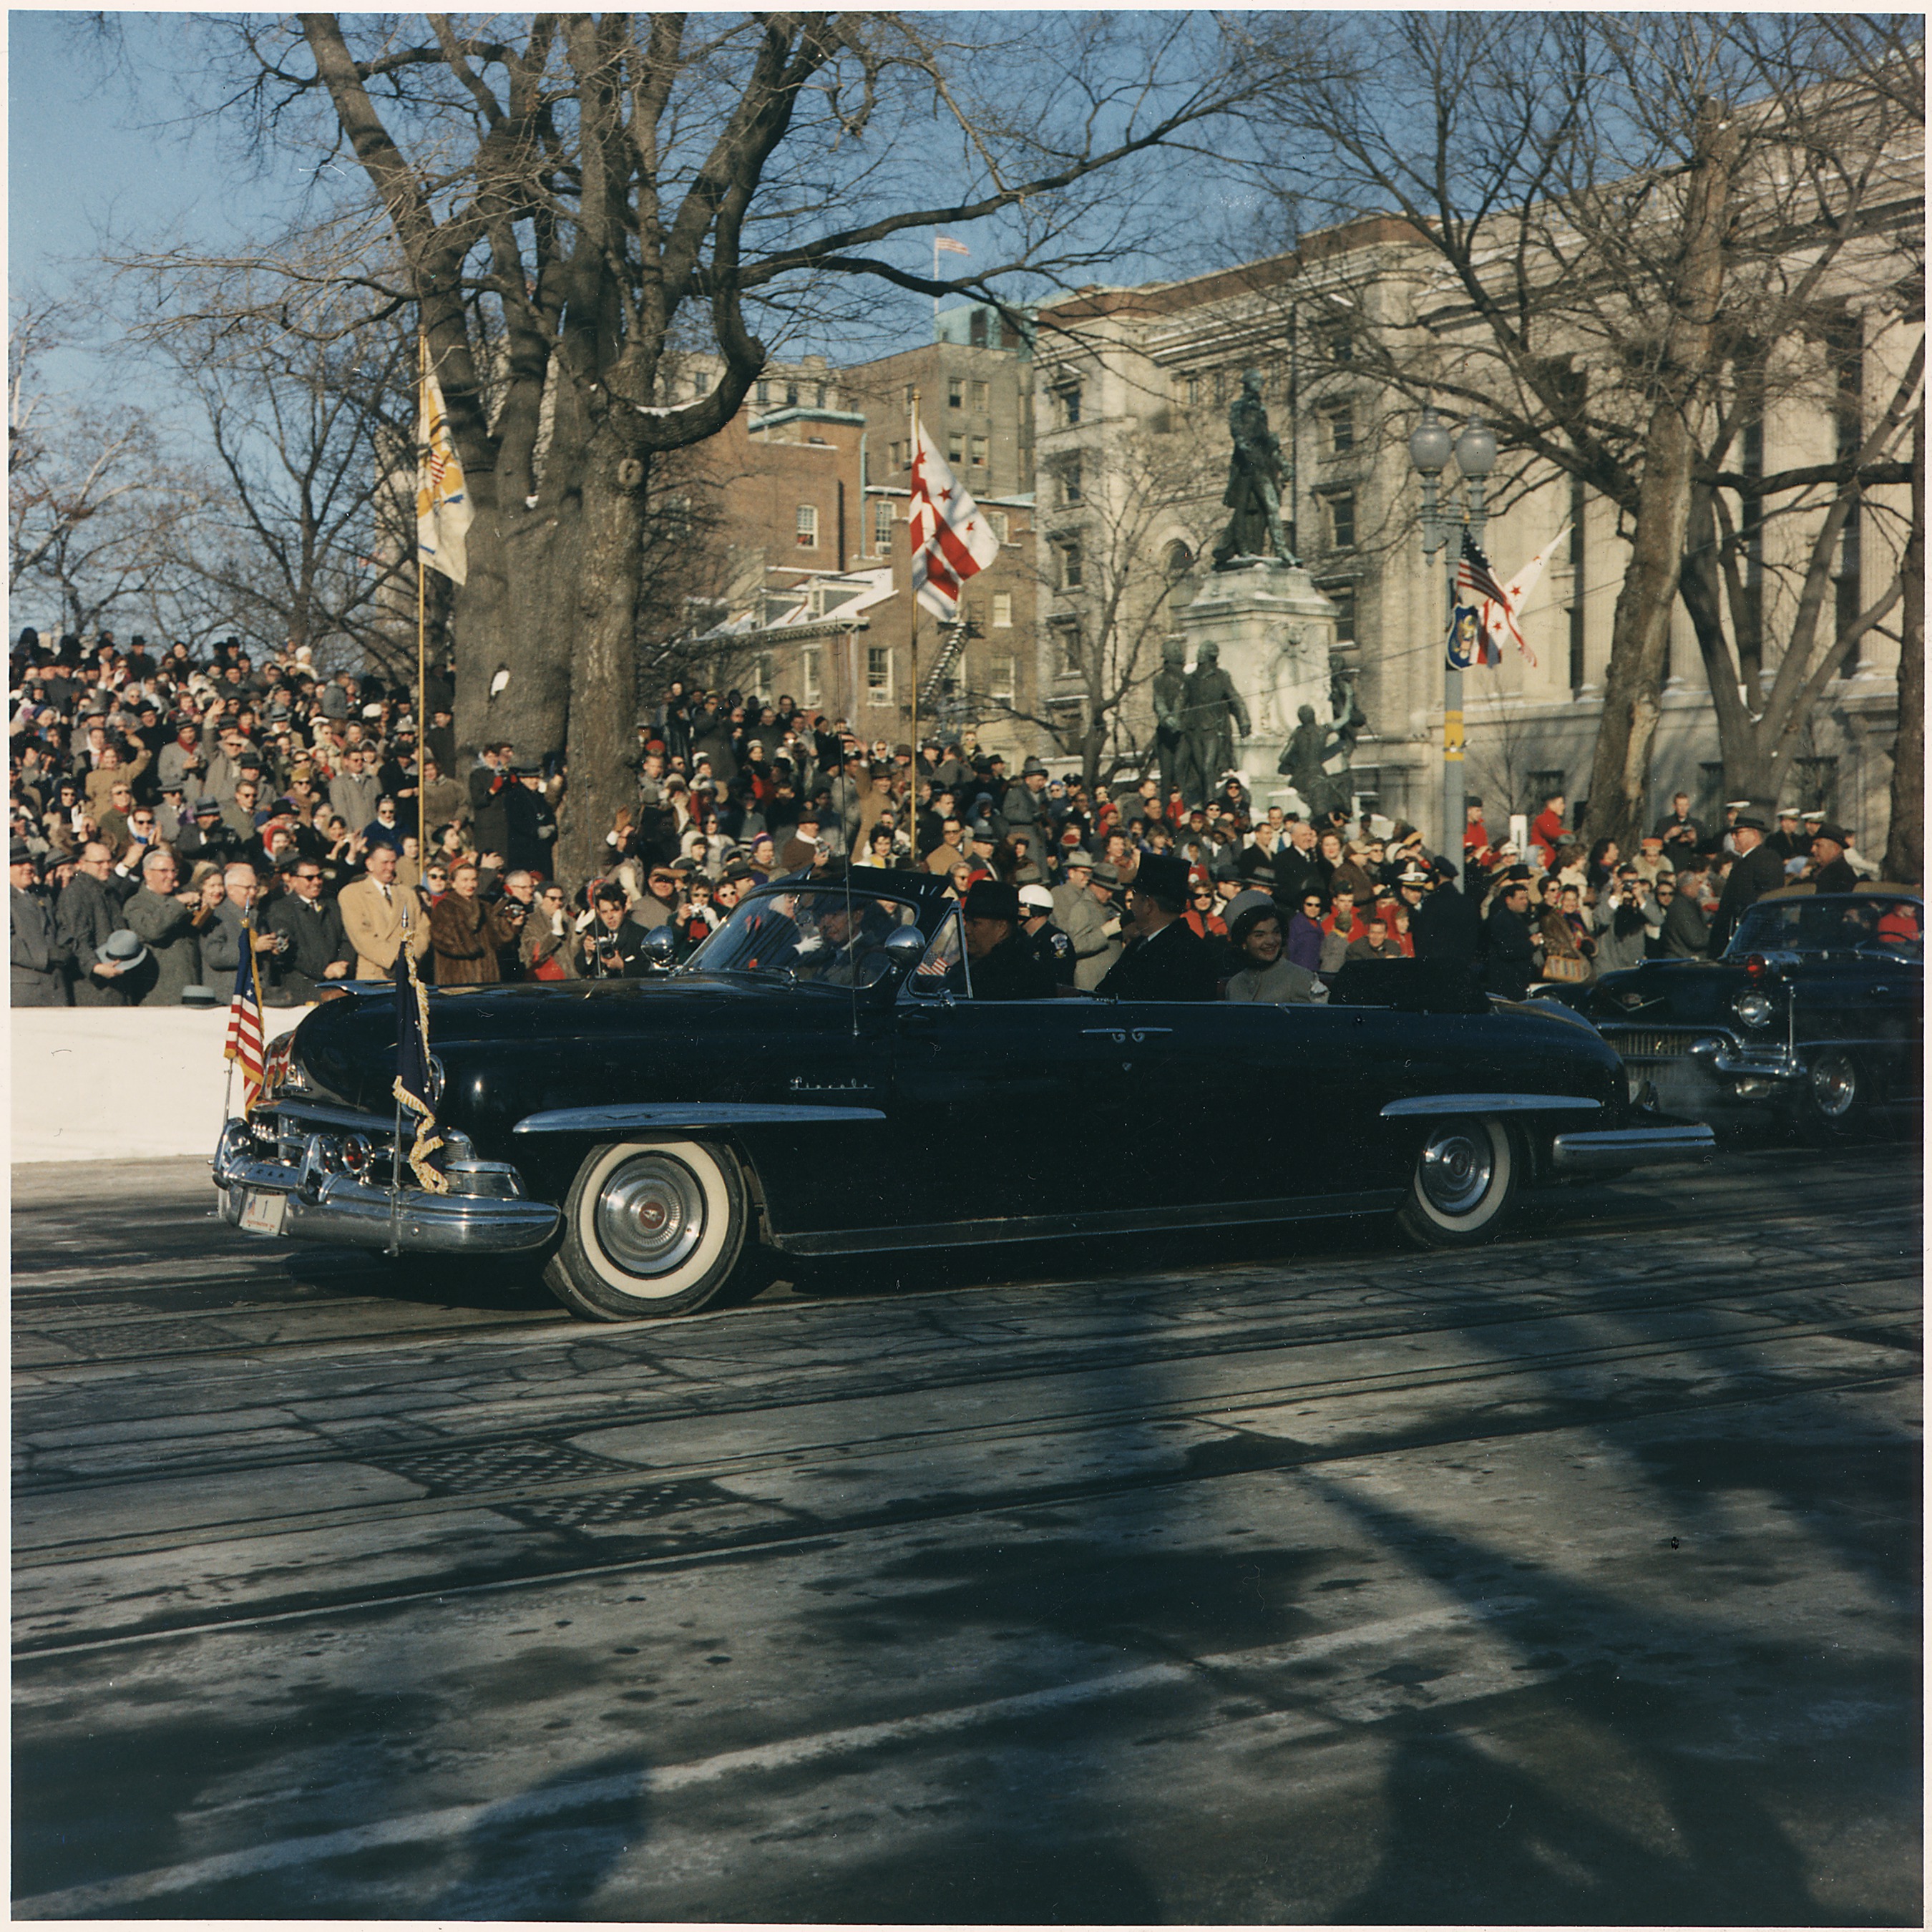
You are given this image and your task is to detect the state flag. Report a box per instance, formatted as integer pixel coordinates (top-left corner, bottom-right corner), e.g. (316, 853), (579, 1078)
(417, 358), (473, 585)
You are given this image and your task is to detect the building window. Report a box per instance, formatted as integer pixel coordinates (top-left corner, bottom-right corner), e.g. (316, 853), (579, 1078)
(899, 441), (910, 472)
(1061, 458), (1082, 505)
(785, 381), (799, 407)
(801, 648), (821, 708)
(972, 379), (990, 412)
(814, 383), (826, 408)
(1060, 540), (1083, 590)
(904, 384), (915, 406)
(1060, 624), (1082, 673)
(753, 653), (775, 700)
(1186, 373), (1201, 407)
(1528, 769), (1568, 811)
(970, 435), (988, 469)
(796, 504), (818, 548)
(1324, 492), (1356, 550)
(947, 434), (965, 465)
(874, 499), (893, 552)
(1322, 323), (1352, 363)
(989, 652), (1016, 701)
(948, 377), (964, 409)
(969, 308), (989, 348)
(755, 379), (771, 405)
(867, 645), (894, 706)
(1213, 368), (1229, 406)
(992, 591), (1013, 629)
(1323, 402), (1355, 454)
(987, 509), (1009, 543)
(1059, 384), (1082, 426)
(1324, 583), (1356, 644)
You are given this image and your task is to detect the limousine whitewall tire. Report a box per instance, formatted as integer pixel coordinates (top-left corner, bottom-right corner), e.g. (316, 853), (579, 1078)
(545, 1138), (749, 1319)
(1395, 1116), (1521, 1247)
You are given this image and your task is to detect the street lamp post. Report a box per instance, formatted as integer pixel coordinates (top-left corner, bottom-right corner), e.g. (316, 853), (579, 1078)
(1409, 408), (1497, 862)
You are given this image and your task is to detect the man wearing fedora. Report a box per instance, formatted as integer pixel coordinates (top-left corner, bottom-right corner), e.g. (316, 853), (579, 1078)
(960, 879), (1055, 1000)
(10, 839), (68, 1005)
(1709, 809), (1787, 954)
(1096, 852), (1219, 1001)
(1808, 824), (1860, 895)
(57, 841), (130, 1005)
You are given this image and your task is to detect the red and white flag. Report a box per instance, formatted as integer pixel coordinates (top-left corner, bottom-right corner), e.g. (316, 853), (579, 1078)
(1463, 526), (1568, 670)
(908, 417), (999, 620)
(934, 235), (970, 258)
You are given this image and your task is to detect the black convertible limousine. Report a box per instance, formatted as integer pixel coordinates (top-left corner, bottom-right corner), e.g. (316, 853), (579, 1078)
(214, 871), (1712, 1319)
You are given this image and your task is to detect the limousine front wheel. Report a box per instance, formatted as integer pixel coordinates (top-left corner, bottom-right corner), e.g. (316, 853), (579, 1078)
(1395, 1116), (1521, 1248)
(545, 1139), (749, 1319)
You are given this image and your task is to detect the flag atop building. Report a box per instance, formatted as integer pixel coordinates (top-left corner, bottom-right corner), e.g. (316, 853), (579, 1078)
(907, 418), (999, 620)
(417, 356), (472, 585)
(223, 918), (265, 1113)
(392, 948), (450, 1194)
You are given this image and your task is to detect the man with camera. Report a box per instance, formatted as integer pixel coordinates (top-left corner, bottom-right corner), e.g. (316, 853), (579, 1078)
(577, 883), (653, 978)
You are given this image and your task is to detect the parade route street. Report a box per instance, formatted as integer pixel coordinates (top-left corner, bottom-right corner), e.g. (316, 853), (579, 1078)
(11, 1143), (1921, 1923)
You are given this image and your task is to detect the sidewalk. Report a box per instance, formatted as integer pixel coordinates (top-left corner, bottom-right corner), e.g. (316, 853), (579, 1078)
(9, 1008), (308, 1163)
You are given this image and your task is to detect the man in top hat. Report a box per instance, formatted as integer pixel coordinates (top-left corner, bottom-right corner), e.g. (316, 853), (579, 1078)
(1809, 823), (1859, 895)
(1096, 852), (1219, 1001)
(1709, 809), (1787, 954)
(960, 879), (1056, 1000)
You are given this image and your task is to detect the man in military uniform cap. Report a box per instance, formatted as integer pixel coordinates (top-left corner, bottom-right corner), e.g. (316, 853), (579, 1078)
(960, 879), (1055, 1000)
(1709, 810), (1787, 954)
(1017, 883), (1077, 989)
(1768, 805), (1811, 864)
(1096, 852), (1219, 1001)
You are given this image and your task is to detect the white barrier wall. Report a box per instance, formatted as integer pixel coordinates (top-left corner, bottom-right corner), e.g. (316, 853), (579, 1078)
(10, 1007), (309, 1164)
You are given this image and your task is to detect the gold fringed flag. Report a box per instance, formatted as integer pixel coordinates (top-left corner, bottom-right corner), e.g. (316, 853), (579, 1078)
(416, 356), (472, 585)
(392, 948), (449, 1193)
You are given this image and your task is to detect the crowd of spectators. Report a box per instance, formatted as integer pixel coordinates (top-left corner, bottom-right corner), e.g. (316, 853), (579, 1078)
(8, 634), (1896, 1009)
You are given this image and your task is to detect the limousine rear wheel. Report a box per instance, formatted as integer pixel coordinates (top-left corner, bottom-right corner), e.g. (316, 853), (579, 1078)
(1395, 1116), (1521, 1248)
(545, 1138), (748, 1320)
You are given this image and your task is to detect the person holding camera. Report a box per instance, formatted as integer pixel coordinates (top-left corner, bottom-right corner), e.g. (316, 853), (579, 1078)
(576, 882), (653, 979)
(428, 859), (524, 987)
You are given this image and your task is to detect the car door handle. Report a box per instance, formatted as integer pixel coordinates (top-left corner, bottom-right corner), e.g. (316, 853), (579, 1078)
(1128, 1027), (1172, 1043)
(1083, 1027), (1128, 1044)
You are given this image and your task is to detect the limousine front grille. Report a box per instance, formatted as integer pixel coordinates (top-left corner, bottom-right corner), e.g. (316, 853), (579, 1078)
(1601, 1028), (1729, 1061)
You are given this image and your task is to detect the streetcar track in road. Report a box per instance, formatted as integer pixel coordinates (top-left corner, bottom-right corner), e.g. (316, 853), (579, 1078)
(12, 1249), (1917, 1498)
(15, 1284), (1921, 1572)
(14, 1352), (1916, 1664)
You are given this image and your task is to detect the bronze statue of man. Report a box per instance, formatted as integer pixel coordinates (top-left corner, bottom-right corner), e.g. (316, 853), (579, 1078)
(1179, 642), (1250, 806)
(1211, 369), (1297, 570)
(1279, 702), (1350, 823)
(1151, 637), (1188, 804)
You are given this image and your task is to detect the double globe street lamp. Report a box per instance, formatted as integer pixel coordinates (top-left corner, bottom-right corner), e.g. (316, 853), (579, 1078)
(1408, 406), (1498, 864)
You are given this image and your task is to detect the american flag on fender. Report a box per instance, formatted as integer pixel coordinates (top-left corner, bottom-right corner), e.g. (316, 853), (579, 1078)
(908, 419), (1000, 620)
(1455, 532), (1510, 666)
(223, 917), (265, 1113)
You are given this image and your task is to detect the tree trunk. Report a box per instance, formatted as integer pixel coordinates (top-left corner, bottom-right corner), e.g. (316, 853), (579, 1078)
(557, 432), (649, 887)
(1581, 104), (1737, 851)
(1881, 414), (1923, 884)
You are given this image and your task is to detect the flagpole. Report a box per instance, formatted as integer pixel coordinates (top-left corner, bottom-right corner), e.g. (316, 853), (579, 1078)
(908, 388), (920, 770)
(416, 332), (429, 872)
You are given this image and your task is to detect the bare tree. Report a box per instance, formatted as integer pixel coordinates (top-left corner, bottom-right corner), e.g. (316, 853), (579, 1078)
(170, 12), (1270, 882)
(9, 294), (195, 638)
(1234, 11), (1923, 848)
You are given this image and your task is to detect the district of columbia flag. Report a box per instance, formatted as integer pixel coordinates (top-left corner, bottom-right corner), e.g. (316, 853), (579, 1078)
(908, 419), (999, 620)
(223, 917), (265, 1113)
(1486, 527), (1569, 671)
(417, 357), (473, 585)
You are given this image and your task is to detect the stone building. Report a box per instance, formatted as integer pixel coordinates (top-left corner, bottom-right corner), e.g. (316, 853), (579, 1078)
(1029, 162), (1921, 849)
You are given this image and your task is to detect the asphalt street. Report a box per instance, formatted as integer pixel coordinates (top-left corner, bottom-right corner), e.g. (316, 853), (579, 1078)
(11, 1141), (1922, 1923)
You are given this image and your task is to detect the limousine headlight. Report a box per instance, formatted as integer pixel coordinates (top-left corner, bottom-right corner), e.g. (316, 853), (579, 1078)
(1733, 987), (1777, 1030)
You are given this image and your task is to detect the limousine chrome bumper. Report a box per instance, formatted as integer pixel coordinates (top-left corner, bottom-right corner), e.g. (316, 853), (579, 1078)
(1547, 1123), (1717, 1176)
(212, 1118), (560, 1254)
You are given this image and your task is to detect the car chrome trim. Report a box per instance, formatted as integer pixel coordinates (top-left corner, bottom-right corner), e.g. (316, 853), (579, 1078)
(1378, 1093), (1603, 1118)
(1712, 1047), (1803, 1081)
(512, 1102), (888, 1136)
(1548, 1126), (1717, 1174)
(768, 1189), (1406, 1257)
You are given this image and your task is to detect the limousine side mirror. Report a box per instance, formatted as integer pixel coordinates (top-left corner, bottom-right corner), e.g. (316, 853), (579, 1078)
(640, 925), (678, 970)
(882, 927), (928, 972)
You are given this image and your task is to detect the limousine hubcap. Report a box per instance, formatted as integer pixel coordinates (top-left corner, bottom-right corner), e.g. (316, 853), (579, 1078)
(1808, 1052), (1858, 1119)
(1419, 1123), (1493, 1215)
(597, 1153), (706, 1276)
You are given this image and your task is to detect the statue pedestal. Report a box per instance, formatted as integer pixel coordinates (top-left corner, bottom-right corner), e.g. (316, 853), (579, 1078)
(1176, 560), (1342, 812)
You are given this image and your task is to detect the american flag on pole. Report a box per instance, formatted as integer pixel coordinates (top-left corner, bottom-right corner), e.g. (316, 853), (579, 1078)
(223, 917), (265, 1113)
(935, 235), (970, 258)
(1458, 527), (1567, 670)
(908, 419), (999, 620)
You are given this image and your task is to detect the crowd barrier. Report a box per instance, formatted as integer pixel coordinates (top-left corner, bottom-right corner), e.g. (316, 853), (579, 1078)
(11, 1006), (308, 1164)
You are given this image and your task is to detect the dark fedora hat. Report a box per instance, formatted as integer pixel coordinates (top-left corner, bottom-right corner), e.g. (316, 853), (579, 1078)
(961, 879), (1020, 924)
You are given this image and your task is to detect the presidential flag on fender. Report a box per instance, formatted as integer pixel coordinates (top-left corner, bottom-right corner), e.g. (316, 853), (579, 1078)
(223, 917), (265, 1114)
(908, 419), (999, 620)
(392, 947), (450, 1194)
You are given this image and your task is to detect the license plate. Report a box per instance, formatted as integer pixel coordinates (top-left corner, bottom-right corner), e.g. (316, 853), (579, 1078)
(238, 1189), (289, 1236)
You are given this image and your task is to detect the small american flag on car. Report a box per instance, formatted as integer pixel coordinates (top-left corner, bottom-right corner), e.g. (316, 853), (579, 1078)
(223, 919), (265, 1113)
